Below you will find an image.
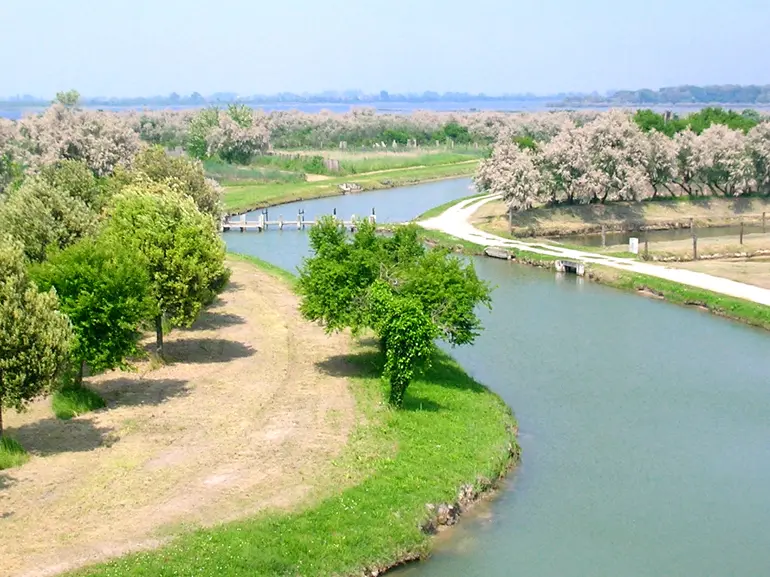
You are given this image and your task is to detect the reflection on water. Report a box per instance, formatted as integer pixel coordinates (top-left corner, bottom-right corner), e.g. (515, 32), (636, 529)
(554, 224), (767, 248)
(223, 180), (770, 577)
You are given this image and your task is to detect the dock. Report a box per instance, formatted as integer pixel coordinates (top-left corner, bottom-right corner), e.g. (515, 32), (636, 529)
(221, 208), (377, 232)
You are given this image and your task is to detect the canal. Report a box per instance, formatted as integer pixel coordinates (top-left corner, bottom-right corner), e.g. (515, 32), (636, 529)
(224, 178), (770, 577)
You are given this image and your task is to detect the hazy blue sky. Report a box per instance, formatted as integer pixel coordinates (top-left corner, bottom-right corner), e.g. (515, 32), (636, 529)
(2, 0), (769, 97)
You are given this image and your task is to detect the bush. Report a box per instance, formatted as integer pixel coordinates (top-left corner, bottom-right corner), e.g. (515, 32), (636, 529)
(0, 436), (29, 470)
(52, 385), (106, 420)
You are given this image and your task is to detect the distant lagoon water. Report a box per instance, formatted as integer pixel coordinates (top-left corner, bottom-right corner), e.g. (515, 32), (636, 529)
(3, 100), (770, 120)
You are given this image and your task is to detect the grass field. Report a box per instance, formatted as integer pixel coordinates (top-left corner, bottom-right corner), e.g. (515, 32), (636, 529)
(677, 258), (770, 290)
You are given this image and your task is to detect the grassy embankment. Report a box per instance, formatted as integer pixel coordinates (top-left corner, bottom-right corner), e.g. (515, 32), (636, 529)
(221, 159), (480, 214)
(474, 196), (770, 238)
(416, 201), (770, 331)
(71, 254), (518, 577)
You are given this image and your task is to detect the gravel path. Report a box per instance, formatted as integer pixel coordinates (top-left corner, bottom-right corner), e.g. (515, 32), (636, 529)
(419, 194), (770, 307)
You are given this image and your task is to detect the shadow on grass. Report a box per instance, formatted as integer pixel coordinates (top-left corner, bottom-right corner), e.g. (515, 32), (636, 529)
(98, 378), (189, 408)
(144, 338), (255, 364)
(190, 309), (247, 330)
(317, 347), (485, 398)
(0, 473), (15, 491)
(7, 418), (113, 456)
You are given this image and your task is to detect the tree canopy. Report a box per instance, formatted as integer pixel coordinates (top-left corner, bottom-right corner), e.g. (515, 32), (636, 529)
(31, 235), (151, 382)
(0, 235), (72, 436)
(297, 218), (491, 406)
(104, 182), (228, 356)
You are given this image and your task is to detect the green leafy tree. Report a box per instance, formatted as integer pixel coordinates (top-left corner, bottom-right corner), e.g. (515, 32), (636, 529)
(0, 178), (99, 262)
(297, 218), (491, 407)
(54, 89), (80, 107)
(31, 235), (151, 384)
(104, 183), (228, 357)
(186, 107), (220, 160)
(132, 146), (223, 219)
(0, 235), (72, 437)
(39, 159), (108, 210)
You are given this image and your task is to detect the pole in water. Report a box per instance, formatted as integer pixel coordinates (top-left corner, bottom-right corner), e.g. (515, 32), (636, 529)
(333, 207), (336, 217)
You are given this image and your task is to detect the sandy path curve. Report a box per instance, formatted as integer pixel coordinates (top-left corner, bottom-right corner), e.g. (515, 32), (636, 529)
(420, 194), (770, 307)
(0, 260), (355, 577)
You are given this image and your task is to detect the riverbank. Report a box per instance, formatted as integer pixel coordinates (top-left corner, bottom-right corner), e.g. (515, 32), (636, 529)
(417, 196), (770, 330)
(473, 196), (770, 238)
(223, 161), (479, 214)
(52, 254), (519, 577)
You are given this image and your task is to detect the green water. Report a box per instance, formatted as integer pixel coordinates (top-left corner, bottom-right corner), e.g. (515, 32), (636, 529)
(224, 181), (770, 577)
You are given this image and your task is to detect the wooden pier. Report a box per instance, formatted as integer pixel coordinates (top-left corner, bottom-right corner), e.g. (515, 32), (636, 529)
(221, 208), (377, 233)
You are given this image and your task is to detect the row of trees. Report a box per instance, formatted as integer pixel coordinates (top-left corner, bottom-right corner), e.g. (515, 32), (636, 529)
(0, 147), (227, 439)
(476, 110), (770, 210)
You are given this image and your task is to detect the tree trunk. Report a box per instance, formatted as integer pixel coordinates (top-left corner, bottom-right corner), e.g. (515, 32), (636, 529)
(155, 315), (164, 358)
(77, 359), (85, 386)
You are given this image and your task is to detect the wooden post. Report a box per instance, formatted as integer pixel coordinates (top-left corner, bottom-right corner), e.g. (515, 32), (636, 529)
(644, 240), (649, 259)
(740, 220), (744, 245)
(279, 215), (284, 230)
(508, 206), (513, 235)
(601, 224), (606, 248)
(264, 209), (269, 231)
(763, 212), (766, 233)
(691, 218), (697, 260)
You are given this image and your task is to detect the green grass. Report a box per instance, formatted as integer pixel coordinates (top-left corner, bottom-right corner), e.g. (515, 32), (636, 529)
(0, 435), (30, 470)
(52, 385), (106, 420)
(414, 192), (487, 221)
(595, 267), (770, 330)
(73, 348), (517, 577)
(227, 253), (298, 287)
(68, 255), (517, 577)
(223, 162), (480, 214)
(251, 151), (484, 177)
(203, 159), (305, 185)
(417, 229), (486, 254)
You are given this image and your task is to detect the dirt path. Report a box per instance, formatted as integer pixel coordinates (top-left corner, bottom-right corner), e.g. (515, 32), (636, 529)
(419, 194), (770, 307)
(0, 260), (356, 577)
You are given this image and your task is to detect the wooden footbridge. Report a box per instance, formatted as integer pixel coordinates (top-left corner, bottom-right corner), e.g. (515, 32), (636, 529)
(221, 208), (377, 232)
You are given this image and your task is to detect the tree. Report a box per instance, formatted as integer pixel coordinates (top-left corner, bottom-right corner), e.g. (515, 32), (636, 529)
(39, 159), (108, 210)
(476, 141), (542, 210)
(297, 218), (491, 407)
(0, 178), (99, 262)
(131, 146), (223, 219)
(0, 235), (72, 437)
(747, 122), (770, 195)
(104, 183), (228, 356)
(54, 90), (80, 107)
(31, 235), (151, 384)
(692, 124), (754, 196)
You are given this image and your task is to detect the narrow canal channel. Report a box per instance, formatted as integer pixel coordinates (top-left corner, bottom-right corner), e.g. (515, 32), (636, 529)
(224, 178), (770, 577)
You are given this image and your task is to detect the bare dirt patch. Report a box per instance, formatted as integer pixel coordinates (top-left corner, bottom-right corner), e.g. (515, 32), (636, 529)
(0, 260), (356, 577)
(677, 257), (770, 290)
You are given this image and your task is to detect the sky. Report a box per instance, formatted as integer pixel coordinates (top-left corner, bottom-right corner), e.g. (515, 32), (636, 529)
(2, 0), (769, 98)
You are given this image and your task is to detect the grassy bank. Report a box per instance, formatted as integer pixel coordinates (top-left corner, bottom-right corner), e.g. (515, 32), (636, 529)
(223, 162), (479, 214)
(72, 254), (518, 577)
(473, 196), (770, 238)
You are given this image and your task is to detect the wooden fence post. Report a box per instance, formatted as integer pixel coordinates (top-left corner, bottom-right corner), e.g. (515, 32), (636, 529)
(763, 212), (766, 233)
(601, 224), (606, 248)
(740, 220), (744, 245)
(644, 240), (649, 260)
(508, 206), (513, 235)
(691, 217), (697, 260)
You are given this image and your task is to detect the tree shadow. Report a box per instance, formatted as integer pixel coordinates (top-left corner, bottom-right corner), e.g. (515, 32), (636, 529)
(143, 338), (255, 364)
(189, 310), (246, 331)
(402, 394), (444, 412)
(222, 280), (244, 294)
(6, 417), (114, 456)
(316, 347), (484, 399)
(98, 377), (189, 408)
(0, 472), (15, 491)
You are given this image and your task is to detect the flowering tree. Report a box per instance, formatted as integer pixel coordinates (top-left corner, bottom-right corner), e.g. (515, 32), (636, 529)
(19, 104), (142, 176)
(692, 124), (754, 196)
(747, 123), (770, 195)
(643, 130), (678, 197)
(476, 140), (541, 210)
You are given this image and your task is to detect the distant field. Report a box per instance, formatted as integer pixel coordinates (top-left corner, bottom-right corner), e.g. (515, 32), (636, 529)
(677, 258), (770, 290)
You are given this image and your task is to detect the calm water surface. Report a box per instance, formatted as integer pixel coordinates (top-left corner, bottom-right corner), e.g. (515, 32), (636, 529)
(223, 180), (770, 577)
